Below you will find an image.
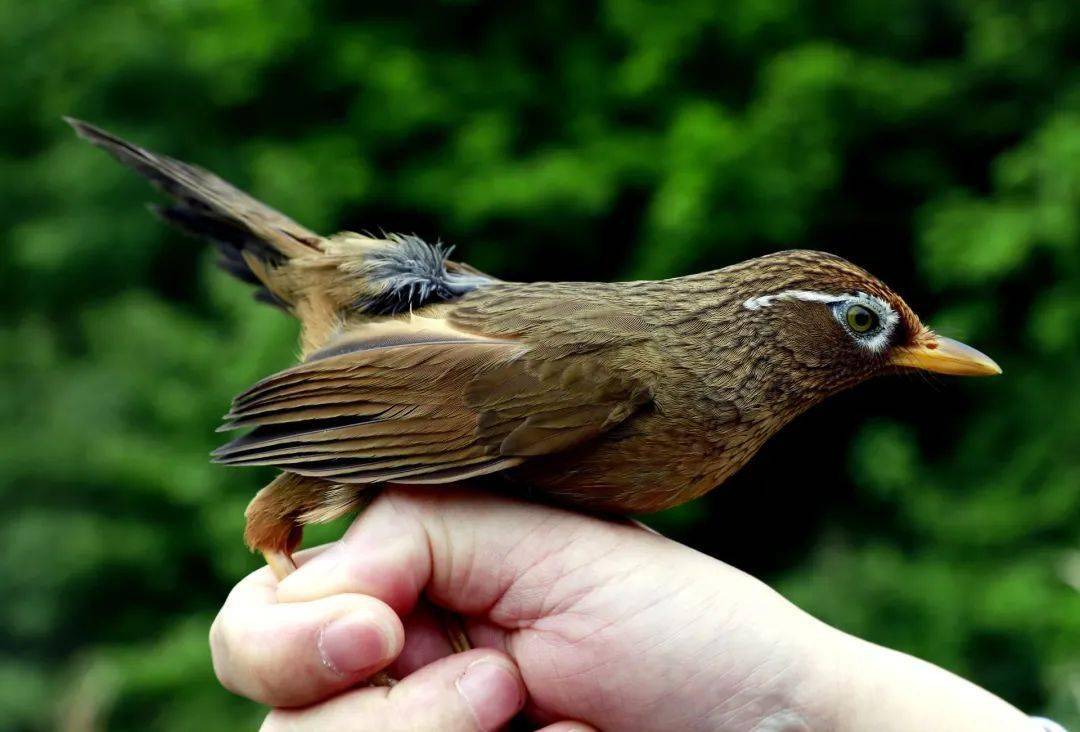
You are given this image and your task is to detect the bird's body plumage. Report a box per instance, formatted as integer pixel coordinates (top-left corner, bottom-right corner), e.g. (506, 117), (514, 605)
(69, 119), (999, 561)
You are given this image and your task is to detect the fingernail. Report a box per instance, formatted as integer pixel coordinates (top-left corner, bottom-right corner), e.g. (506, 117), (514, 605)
(318, 612), (393, 675)
(456, 659), (525, 731)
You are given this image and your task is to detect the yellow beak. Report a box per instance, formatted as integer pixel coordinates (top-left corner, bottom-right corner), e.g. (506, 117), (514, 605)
(889, 333), (1002, 377)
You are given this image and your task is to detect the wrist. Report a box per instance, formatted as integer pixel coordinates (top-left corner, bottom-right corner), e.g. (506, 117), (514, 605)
(825, 632), (1036, 732)
(670, 564), (852, 731)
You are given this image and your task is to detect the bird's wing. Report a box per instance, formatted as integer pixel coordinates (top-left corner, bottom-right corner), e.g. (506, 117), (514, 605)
(213, 295), (655, 484)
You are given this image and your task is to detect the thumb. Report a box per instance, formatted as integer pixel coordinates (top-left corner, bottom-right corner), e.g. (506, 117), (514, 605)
(262, 649), (525, 732)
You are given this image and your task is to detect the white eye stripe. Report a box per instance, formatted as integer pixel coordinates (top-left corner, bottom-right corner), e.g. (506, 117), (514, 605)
(743, 289), (899, 352)
(742, 290), (845, 310)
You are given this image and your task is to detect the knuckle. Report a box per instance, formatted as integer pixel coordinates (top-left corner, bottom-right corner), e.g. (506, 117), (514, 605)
(211, 655), (240, 696)
(209, 609), (278, 700)
(208, 614), (226, 658)
(209, 604), (249, 660)
(208, 615), (237, 691)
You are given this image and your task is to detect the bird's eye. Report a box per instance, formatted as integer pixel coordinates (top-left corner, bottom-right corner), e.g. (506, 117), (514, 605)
(845, 304), (878, 334)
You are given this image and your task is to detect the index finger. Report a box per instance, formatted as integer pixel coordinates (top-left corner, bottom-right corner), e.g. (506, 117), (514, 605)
(274, 486), (657, 618)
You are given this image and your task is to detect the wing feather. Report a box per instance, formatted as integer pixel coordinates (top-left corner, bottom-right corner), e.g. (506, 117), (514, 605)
(215, 305), (654, 483)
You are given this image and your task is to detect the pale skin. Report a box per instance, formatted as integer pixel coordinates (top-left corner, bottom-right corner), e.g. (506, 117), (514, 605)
(210, 487), (1041, 731)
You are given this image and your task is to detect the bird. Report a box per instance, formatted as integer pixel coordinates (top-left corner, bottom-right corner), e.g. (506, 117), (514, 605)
(68, 118), (1001, 584)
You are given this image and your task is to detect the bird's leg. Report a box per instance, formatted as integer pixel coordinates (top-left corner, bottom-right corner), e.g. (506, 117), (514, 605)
(245, 475), (471, 683)
(245, 473), (314, 557)
(262, 549), (298, 582)
(247, 485), (304, 581)
(437, 605), (473, 654)
(245, 474), (400, 686)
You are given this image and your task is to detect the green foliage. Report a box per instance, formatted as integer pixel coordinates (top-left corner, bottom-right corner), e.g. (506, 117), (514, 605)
(0, 0), (1077, 728)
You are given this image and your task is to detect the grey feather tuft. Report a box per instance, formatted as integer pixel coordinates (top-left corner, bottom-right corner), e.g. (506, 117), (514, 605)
(360, 234), (491, 314)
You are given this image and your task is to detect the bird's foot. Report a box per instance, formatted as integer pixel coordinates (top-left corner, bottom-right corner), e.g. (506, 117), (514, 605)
(262, 550), (297, 581)
(439, 606), (473, 654)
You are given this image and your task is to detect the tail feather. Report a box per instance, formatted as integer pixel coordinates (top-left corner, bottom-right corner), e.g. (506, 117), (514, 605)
(66, 118), (322, 304)
(68, 118), (499, 326)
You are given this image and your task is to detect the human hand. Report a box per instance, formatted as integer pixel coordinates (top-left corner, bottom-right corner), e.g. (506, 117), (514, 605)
(211, 487), (1042, 731)
(207, 543), (593, 731)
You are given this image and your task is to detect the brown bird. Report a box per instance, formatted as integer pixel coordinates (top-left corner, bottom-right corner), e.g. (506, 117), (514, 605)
(69, 119), (1001, 583)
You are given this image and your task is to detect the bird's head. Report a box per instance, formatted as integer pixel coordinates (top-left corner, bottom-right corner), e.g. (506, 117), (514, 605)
(726, 250), (1000, 404)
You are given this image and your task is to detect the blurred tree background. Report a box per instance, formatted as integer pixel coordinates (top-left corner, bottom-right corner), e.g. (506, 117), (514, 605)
(1, 0), (1078, 729)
